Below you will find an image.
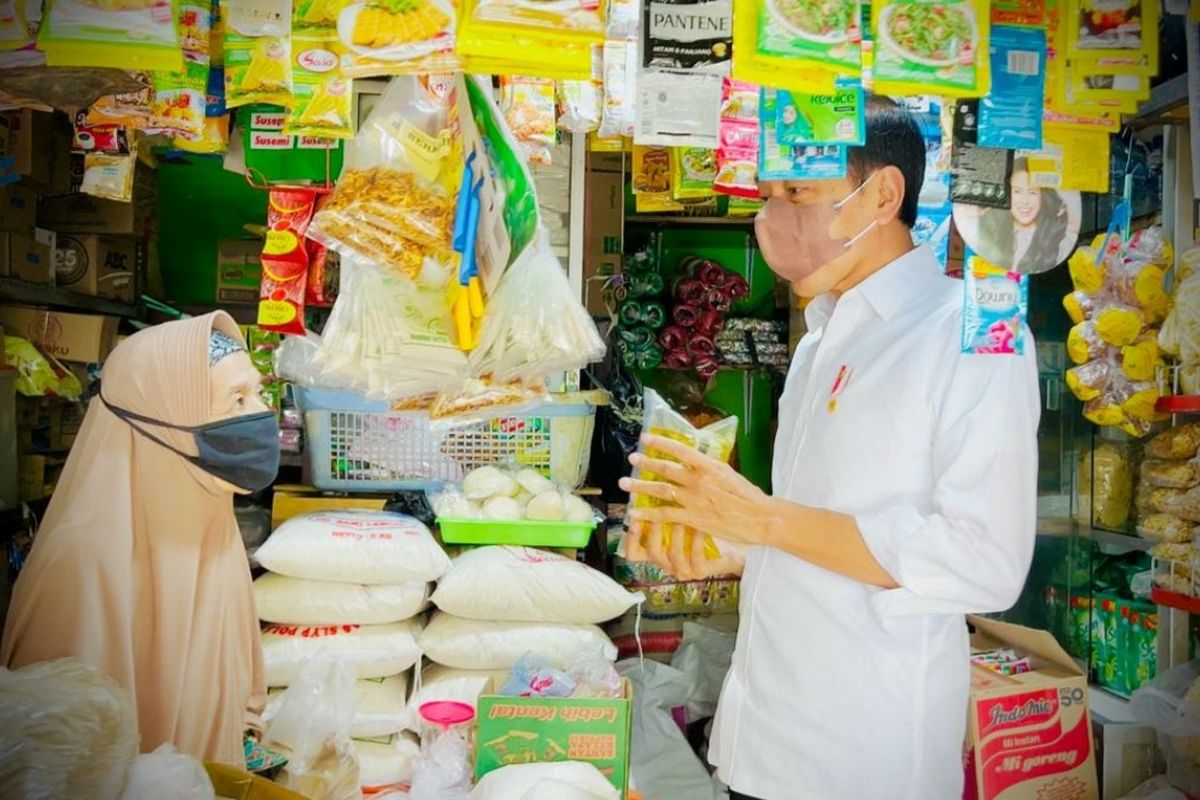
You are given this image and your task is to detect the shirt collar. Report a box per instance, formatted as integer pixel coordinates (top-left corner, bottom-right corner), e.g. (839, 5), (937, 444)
(805, 245), (941, 329)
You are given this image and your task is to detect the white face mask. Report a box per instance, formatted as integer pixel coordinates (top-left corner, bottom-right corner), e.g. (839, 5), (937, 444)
(754, 172), (880, 283)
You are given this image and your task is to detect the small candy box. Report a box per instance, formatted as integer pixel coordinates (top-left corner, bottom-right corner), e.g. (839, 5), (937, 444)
(962, 250), (1029, 355)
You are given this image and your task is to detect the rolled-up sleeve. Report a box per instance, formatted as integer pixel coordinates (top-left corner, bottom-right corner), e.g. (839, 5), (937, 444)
(858, 338), (1041, 618)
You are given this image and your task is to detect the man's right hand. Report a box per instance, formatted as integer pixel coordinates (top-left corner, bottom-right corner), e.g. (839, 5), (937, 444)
(623, 519), (746, 581)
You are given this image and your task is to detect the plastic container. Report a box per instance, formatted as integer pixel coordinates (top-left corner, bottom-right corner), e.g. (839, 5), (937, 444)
(294, 387), (597, 493)
(437, 518), (596, 548)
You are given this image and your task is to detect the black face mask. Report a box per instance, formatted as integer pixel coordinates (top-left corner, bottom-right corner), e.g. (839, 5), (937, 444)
(101, 395), (280, 492)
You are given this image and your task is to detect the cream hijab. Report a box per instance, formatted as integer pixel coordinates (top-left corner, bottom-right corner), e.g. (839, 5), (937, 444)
(1, 312), (265, 766)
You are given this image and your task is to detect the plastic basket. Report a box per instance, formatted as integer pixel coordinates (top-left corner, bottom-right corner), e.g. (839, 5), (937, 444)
(437, 518), (596, 548)
(294, 387), (597, 493)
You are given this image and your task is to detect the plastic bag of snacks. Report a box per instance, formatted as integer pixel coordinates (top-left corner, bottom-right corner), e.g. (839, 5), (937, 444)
(1142, 460), (1200, 491)
(627, 388), (739, 560)
(499, 75), (556, 165)
(308, 73), (459, 277)
(557, 76), (601, 134)
(1146, 424), (1200, 461)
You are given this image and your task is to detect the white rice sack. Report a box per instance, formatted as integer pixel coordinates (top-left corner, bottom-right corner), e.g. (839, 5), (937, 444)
(254, 511), (450, 584)
(354, 733), (419, 794)
(262, 621), (423, 687)
(266, 674), (409, 739)
(400, 664), (506, 733)
(418, 613), (616, 671)
(431, 546), (642, 624)
(470, 763), (618, 800)
(254, 573), (429, 625)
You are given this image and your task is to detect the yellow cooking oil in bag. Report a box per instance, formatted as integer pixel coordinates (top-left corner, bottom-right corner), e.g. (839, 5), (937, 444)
(631, 388), (738, 560)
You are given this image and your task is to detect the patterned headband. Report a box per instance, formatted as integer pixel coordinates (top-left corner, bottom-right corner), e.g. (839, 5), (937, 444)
(209, 330), (245, 366)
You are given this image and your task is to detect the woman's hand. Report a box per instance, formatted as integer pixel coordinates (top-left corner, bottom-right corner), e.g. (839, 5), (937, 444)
(619, 434), (775, 547)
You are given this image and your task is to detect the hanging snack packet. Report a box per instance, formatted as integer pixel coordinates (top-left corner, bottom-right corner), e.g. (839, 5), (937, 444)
(632, 145), (670, 194)
(871, 0), (988, 97)
(223, 0), (293, 108)
(978, 25), (1045, 150)
(1065, 0), (1158, 62)
(499, 76), (557, 166)
(81, 151), (137, 202)
(39, 0), (183, 71)
(607, 0), (640, 36)
(258, 187), (318, 336)
(631, 388), (739, 560)
(775, 80), (865, 146)
(180, 1), (214, 61)
(85, 83), (157, 130)
(714, 76), (759, 199)
(755, 0), (862, 74)
(284, 36), (353, 139)
(557, 78), (602, 134)
(339, 0), (458, 78)
(1017, 126), (1110, 194)
(759, 87), (846, 180)
(950, 99), (1013, 209)
(961, 249), (1028, 355)
(599, 38), (636, 139)
(670, 148), (717, 202)
(150, 62), (209, 141)
(990, 0), (1043, 25)
(732, 0), (840, 93)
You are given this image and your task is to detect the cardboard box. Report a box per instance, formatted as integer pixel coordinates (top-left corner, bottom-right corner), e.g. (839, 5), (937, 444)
(0, 184), (37, 234)
(217, 239), (264, 304)
(475, 680), (633, 798)
(583, 169), (623, 317)
(38, 165), (157, 235)
(270, 485), (390, 530)
(964, 616), (1099, 800)
(54, 234), (138, 302)
(0, 110), (72, 194)
(0, 306), (119, 363)
(3, 231), (54, 284)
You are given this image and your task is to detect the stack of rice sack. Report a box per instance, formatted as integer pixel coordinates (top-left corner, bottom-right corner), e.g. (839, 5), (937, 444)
(253, 510), (451, 796)
(1136, 424), (1200, 594)
(409, 546), (643, 727)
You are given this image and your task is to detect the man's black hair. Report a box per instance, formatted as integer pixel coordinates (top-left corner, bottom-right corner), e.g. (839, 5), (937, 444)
(847, 96), (926, 229)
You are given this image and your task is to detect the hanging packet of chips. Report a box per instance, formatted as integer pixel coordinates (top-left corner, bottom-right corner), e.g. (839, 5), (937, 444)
(284, 34), (353, 138)
(258, 186), (318, 335)
(499, 75), (556, 165)
(714, 76), (760, 198)
(223, 0), (293, 108)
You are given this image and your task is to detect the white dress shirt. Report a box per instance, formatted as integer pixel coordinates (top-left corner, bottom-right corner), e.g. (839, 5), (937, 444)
(709, 245), (1041, 800)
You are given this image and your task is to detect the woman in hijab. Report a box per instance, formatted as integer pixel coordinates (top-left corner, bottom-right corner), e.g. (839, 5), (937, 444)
(1, 312), (279, 766)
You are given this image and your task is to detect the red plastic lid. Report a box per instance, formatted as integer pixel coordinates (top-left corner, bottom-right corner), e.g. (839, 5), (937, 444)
(418, 700), (475, 729)
(1156, 395), (1200, 414)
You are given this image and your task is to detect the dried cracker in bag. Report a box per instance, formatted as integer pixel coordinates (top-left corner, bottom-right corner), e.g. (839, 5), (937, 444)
(1146, 424), (1200, 461)
(499, 75), (556, 166)
(308, 73), (459, 277)
(630, 388), (739, 561)
(1142, 460), (1200, 491)
(1137, 513), (1195, 544)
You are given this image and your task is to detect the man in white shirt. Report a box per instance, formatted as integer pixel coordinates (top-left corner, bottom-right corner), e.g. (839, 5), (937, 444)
(620, 97), (1041, 800)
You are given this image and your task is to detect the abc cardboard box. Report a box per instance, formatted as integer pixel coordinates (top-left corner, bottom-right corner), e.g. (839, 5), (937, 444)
(964, 616), (1099, 800)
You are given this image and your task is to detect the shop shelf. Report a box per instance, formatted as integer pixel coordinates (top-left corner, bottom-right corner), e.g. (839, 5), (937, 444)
(0, 277), (139, 318)
(1084, 527), (1156, 553)
(1129, 74), (1189, 126)
(625, 215), (755, 227)
(1151, 588), (1200, 615)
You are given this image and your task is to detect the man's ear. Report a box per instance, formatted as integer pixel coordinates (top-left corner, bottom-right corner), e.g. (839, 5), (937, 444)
(875, 165), (907, 225)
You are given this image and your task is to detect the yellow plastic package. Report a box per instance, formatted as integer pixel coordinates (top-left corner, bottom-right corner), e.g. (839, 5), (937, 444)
(731, 0), (838, 94)
(455, 0), (600, 79)
(870, 0), (989, 97)
(499, 75), (556, 166)
(1019, 126), (1111, 194)
(223, 0), (293, 108)
(4, 336), (83, 400)
(1121, 334), (1161, 382)
(630, 388), (738, 560)
(337, 0), (461, 77)
(1076, 442), (1132, 529)
(39, 0), (183, 71)
(284, 35), (353, 138)
(670, 148), (717, 202)
(1065, 0), (1159, 67)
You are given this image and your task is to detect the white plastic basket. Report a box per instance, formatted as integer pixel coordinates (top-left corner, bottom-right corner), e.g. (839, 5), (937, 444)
(294, 387), (597, 493)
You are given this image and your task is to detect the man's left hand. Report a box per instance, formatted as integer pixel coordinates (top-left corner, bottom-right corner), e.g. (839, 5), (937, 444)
(619, 433), (774, 546)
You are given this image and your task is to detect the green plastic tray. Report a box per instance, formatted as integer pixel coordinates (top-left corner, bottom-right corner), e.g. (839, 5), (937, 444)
(437, 518), (596, 548)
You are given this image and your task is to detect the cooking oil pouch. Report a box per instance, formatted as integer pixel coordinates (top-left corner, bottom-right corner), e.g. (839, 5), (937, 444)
(977, 25), (1045, 150)
(871, 0), (989, 97)
(670, 148), (717, 201)
(759, 87), (846, 180)
(223, 0), (293, 108)
(754, 0), (863, 75)
(284, 34), (353, 139)
(39, 0), (183, 72)
(775, 79), (864, 146)
(961, 250), (1027, 355)
(631, 388), (739, 560)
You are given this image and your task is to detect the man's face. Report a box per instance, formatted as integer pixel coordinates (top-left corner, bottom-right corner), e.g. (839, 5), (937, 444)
(754, 176), (877, 297)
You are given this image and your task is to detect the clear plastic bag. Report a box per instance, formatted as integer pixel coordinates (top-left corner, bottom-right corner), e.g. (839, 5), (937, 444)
(264, 656), (360, 800)
(408, 728), (472, 800)
(557, 78), (602, 135)
(119, 745), (215, 800)
(0, 658), (138, 800)
(1147, 425), (1200, 461)
(308, 73), (460, 278)
(1137, 514), (1196, 544)
(1143, 460), (1200, 490)
(467, 230), (606, 385)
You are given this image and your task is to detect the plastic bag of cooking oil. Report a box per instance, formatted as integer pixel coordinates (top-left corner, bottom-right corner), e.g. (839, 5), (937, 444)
(629, 388), (738, 560)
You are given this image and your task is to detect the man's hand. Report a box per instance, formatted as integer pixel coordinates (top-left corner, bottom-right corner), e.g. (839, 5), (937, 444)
(619, 434), (775, 546)
(624, 519), (745, 581)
